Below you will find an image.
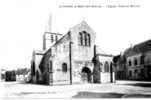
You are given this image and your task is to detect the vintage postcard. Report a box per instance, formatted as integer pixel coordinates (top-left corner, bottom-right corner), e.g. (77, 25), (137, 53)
(0, 0), (151, 99)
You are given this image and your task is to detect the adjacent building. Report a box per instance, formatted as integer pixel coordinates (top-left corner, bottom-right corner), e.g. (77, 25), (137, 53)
(123, 39), (151, 80)
(5, 70), (16, 81)
(113, 54), (127, 80)
(0, 69), (6, 81)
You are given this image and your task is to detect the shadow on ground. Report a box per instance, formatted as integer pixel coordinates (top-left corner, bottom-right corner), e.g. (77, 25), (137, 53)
(72, 91), (124, 98)
(125, 83), (151, 87)
(72, 91), (151, 98)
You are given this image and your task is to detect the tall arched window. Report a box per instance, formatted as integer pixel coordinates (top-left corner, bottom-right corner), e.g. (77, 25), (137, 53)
(79, 32), (83, 45)
(84, 33), (88, 46)
(82, 31), (87, 46)
(87, 34), (91, 46)
(79, 31), (91, 47)
(129, 60), (132, 66)
(104, 61), (110, 72)
(100, 62), (103, 72)
(82, 32), (85, 46)
(62, 63), (67, 72)
(140, 55), (144, 64)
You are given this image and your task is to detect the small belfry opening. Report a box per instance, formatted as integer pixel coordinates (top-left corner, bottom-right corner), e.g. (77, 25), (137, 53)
(81, 67), (92, 83)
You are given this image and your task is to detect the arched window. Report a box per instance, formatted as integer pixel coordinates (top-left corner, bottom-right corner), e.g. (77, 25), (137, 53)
(104, 61), (110, 72)
(79, 31), (91, 47)
(100, 62), (103, 72)
(84, 33), (88, 46)
(82, 31), (87, 46)
(79, 32), (83, 45)
(62, 63), (67, 72)
(87, 34), (91, 46)
(129, 60), (132, 66)
(82, 32), (85, 46)
(140, 55), (144, 64)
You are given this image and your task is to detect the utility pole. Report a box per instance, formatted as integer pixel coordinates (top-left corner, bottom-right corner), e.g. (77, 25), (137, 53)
(94, 45), (96, 57)
(110, 62), (113, 83)
(69, 41), (72, 85)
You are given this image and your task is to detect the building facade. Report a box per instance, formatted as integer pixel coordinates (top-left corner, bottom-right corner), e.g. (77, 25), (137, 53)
(31, 21), (115, 85)
(96, 54), (115, 83)
(124, 39), (151, 80)
(113, 54), (127, 80)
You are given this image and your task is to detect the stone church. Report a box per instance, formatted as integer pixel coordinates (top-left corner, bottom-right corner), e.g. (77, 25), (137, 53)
(31, 21), (115, 85)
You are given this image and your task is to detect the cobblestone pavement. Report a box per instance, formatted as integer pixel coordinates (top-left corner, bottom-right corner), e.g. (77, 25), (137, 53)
(1, 80), (151, 99)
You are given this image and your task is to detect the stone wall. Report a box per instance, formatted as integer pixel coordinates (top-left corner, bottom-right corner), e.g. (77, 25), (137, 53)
(31, 51), (44, 83)
(51, 34), (71, 85)
(50, 21), (96, 84)
(98, 54), (115, 83)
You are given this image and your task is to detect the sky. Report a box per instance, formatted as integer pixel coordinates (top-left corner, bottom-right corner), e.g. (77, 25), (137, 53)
(0, 0), (151, 70)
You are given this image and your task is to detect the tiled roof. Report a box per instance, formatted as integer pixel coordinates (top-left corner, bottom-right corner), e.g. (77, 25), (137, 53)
(124, 39), (151, 56)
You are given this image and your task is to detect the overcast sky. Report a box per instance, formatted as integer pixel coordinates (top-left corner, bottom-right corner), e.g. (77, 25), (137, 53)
(0, 0), (151, 70)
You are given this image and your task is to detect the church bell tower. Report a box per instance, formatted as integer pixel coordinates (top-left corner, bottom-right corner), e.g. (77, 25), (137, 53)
(43, 14), (62, 50)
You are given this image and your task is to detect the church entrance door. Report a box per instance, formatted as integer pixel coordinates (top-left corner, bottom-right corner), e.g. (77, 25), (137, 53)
(81, 67), (91, 83)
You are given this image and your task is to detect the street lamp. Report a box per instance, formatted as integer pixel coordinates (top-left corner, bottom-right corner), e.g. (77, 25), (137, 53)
(69, 41), (73, 85)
